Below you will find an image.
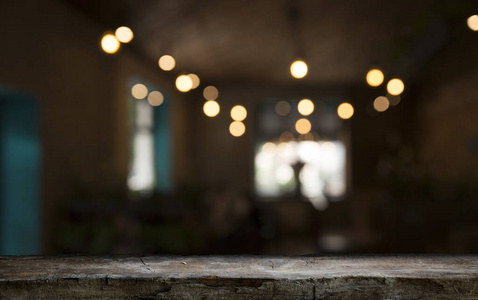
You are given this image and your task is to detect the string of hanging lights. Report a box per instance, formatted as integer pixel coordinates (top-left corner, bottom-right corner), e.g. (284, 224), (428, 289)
(100, 8), (478, 137)
(365, 68), (404, 113)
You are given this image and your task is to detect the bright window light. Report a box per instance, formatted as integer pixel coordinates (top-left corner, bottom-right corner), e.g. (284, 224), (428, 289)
(254, 140), (346, 206)
(127, 100), (155, 192)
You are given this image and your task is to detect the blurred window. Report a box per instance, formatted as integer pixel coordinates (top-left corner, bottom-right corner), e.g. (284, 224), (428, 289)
(127, 81), (171, 194)
(128, 99), (155, 192)
(254, 99), (348, 209)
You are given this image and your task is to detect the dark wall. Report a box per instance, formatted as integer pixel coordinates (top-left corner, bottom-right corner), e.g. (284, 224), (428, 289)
(0, 0), (189, 253)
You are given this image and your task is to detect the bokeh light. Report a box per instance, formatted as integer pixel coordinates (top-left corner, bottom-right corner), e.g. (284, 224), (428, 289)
(203, 100), (220, 117)
(147, 91), (164, 106)
(230, 105), (247, 121)
(230, 121), (246, 137)
(176, 75), (193, 92)
(275, 100), (290, 116)
(277, 142), (297, 164)
(188, 74), (200, 89)
(302, 132), (317, 141)
(387, 93), (401, 106)
(276, 164), (294, 184)
(298, 99), (314, 116)
(295, 118), (312, 134)
(290, 60), (308, 79)
(373, 96), (390, 112)
(203, 86), (219, 100)
(337, 103), (354, 119)
(366, 69), (384, 87)
(387, 78), (404, 95)
(279, 131), (294, 142)
(101, 34), (120, 54)
(131, 83), (148, 99)
(158, 55), (175, 71)
(115, 26), (133, 43)
(262, 142), (276, 153)
(467, 15), (478, 31)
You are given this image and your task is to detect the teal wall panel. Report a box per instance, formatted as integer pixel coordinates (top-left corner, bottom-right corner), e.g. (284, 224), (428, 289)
(0, 88), (41, 255)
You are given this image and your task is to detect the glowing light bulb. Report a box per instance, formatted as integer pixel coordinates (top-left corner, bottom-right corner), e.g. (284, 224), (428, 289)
(148, 91), (164, 106)
(203, 100), (220, 117)
(158, 55), (175, 71)
(115, 26), (133, 43)
(387, 78), (404, 95)
(230, 105), (247, 121)
(229, 121), (245, 137)
(366, 69), (384, 87)
(101, 34), (120, 54)
(203, 86), (218, 100)
(188, 74), (200, 89)
(295, 118), (311, 134)
(290, 60), (308, 79)
(176, 75), (193, 92)
(298, 99), (314, 116)
(373, 96), (390, 112)
(131, 84), (148, 99)
(468, 15), (478, 31)
(337, 103), (354, 119)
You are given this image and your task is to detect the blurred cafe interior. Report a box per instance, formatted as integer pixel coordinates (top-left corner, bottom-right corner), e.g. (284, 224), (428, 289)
(1, 0), (478, 255)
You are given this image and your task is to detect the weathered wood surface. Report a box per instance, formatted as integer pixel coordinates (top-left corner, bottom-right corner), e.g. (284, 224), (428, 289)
(1, 256), (478, 299)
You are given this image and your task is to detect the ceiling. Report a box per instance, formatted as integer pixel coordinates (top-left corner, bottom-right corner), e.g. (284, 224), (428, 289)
(65, 0), (477, 86)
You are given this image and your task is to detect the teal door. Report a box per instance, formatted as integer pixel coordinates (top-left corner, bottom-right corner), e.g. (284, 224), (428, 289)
(0, 88), (41, 255)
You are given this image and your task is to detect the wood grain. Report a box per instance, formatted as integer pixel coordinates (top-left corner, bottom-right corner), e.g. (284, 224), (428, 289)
(1, 256), (477, 299)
